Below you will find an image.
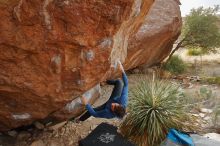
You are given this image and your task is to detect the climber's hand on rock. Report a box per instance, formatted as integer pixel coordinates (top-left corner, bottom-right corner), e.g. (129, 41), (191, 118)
(118, 60), (125, 73)
(80, 96), (88, 105)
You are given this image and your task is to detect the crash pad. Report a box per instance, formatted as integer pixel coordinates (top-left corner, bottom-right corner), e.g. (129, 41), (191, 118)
(79, 123), (135, 146)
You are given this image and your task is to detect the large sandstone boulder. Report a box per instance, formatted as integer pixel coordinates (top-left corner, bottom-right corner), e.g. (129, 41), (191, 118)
(125, 0), (182, 69)
(0, 0), (181, 131)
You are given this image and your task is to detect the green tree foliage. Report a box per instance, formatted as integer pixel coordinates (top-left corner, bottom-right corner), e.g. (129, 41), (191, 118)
(187, 47), (205, 56)
(167, 5), (220, 61)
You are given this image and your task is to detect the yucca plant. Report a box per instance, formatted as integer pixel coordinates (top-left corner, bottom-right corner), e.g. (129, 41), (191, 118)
(120, 77), (199, 146)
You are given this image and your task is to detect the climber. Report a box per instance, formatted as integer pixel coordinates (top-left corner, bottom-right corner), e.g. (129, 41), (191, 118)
(78, 60), (128, 121)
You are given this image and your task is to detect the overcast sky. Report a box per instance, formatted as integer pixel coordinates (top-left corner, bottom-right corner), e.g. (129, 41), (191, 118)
(180, 0), (220, 16)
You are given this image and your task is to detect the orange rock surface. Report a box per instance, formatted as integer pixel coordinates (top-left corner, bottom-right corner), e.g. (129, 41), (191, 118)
(125, 0), (182, 69)
(0, 0), (181, 131)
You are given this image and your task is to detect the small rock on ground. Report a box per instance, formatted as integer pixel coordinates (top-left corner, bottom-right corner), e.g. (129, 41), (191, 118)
(34, 122), (45, 130)
(17, 131), (31, 141)
(30, 140), (45, 146)
(7, 130), (18, 137)
(48, 121), (67, 131)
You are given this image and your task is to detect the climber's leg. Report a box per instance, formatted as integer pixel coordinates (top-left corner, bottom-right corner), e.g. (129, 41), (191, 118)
(107, 79), (123, 100)
(78, 111), (91, 121)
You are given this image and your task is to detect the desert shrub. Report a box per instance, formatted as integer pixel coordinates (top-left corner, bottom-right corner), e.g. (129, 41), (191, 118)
(120, 77), (198, 146)
(199, 87), (214, 99)
(163, 55), (187, 75)
(187, 48), (204, 56)
(201, 77), (220, 85)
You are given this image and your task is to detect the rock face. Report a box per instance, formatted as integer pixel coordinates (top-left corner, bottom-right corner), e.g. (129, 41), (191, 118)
(125, 0), (182, 69)
(0, 0), (181, 131)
